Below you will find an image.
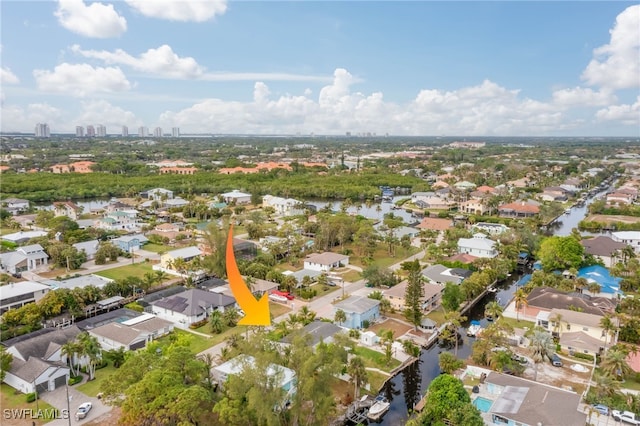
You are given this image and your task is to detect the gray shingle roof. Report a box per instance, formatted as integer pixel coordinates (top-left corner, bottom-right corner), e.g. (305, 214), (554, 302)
(334, 296), (379, 314)
(152, 288), (235, 316)
(5, 326), (81, 361)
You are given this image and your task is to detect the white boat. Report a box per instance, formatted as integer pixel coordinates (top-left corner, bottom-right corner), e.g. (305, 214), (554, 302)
(487, 287), (497, 293)
(367, 396), (390, 421)
(466, 322), (482, 337)
(564, 208), (571, 214)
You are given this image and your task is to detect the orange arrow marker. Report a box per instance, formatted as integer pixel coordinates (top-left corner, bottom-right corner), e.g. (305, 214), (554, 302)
(226, 224), (271, 326)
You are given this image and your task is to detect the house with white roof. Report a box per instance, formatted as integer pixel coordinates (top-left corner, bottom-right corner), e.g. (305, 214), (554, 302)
(72, 239), (100, 260)
(1, 197), (29, 215)
(303, 252), (349, 272)
(262, 195), (305, 217)
(333, 296), (380, 329)
(1, 230), (48, 245)
(213, 355), (296, 400)
(457, 234), (498, 258)
(140, 188), (174, 200)
(221, 190), (252, 205)
(471, 222), (510, 235)
(159, 246), (203, 271)
(611, 231), (640, 253)
(0, 244), (49, 275)
(0, 281), (51, 313)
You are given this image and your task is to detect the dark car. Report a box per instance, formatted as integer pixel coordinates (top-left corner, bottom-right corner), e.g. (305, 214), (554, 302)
(550, 353), (563, 367)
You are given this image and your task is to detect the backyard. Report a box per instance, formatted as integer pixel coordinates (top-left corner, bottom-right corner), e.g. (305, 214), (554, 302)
(353, 346), (401, 372)
(95, 262), (155, 281)
(367, 318), (413, 338)
(0, 383), (56, 425)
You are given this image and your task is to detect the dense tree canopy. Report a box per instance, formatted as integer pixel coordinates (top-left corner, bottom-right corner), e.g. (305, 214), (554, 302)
(537, 235), (584, 272)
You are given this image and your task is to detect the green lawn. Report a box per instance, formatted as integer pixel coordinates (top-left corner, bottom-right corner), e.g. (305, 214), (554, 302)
(141, 243), (171, 254)
(308, 283), (340, 300)
(366, 370), (389, 395)
(269, 302), (292, 319)
(498, 316), (536, 331)
(425, 309), (446, 325)
(76, 364), (118, 397)
(622, 376), (640, 392)
(342, 270), (362, 282)
(166, 328), (215, 353)
(353, 346), (401, 372)
(0, 384), (56, 424)
(95, 262), (154, 281)
(349, 245), (420, 269)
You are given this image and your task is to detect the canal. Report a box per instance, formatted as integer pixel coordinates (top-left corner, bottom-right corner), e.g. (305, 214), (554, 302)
(374, 191), (606, 425)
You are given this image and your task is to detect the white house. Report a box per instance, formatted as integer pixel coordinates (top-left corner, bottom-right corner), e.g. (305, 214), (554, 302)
(88, 313), (174, 351)
(262, 195), (305, 217)
(158, 246), (203, 275)
(73, 239), (100, 260)
(221, 190), (252, 205)
(0, 281), (51, 313)
(471, 222), (510, 235)
(457, 234), (498, 258)
(0, 244), (49, 275)
(213, 355), (296, 399)
(1, 230), (48, 245)
(1, 198), (29, 215)
(141, 188), (174, 200)
(303, 252), (349, 272)
(611, 231), (640, 253)
(150, 288), (237, 328)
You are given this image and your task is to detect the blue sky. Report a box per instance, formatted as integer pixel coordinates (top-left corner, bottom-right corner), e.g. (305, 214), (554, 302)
(1, 1), (639, 136)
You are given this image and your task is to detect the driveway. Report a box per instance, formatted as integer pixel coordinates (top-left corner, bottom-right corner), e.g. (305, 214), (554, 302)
(38, 385), (111, 426)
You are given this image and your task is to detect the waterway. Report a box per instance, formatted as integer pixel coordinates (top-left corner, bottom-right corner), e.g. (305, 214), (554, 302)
(372, 191), (605, 425)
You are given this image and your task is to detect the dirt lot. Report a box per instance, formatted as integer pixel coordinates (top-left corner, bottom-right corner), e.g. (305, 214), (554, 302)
(368, 318), (413, 338)
(85, 407), (121, 426)
(512, 348), (593, 394)
(586, 214), (640, 224)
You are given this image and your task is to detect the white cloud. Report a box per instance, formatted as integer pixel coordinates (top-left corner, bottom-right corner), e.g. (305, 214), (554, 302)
(71, 44), (204, 79)
(125, 0), (227, 22)
(1, 103), (63, 132)
(55, 0), (127, 38)
(552, 87), (616, 107)
(33, 63), (132, 96)
(75, 100), (141, 128)
(596, 96), (640, 125)
(1, 67), (19, 84)
(582, 5), (640, 90)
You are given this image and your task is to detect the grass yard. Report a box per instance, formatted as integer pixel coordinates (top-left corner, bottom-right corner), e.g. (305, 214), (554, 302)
(309, 283), (340, 300)
(623, 376), (640, 392)
(0, 384), (56, 424)
(366, 370), (389, 395)
(342, 270), (362, 282)
(367, 319), (412, 338)
(498, 316), (536, 331)
(140, 243), (171, 253)
(168, 328), (215, 353)
(76, 364), (118, 397)
(349, 245), (420, 269)
(269, 301), (292, 318)
(95, 262), (154, 281)
(425, 309), (447, 325)
(353, 346), (401, 372)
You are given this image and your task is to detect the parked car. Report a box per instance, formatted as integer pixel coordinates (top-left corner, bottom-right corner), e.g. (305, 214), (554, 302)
(75, 402), (92, 420)
(612, 410), (640, 425)
(550, 353), (563, 367)
(271, 290), (294, 300)
(592, 404), (609, 416)
(511, 354), (528, 365)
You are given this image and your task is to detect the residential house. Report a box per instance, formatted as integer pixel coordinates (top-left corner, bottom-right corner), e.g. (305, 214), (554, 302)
(580, 236), (628, 267)
(471, 222), (510, 235)
(458, 199), (490, 215)
(421, 264), (472, 285)
(524, 287), (616, 322)
(150, 288), (237, 328)
(250, 278), (280, 297)
(479, 372), (586, 426)
(158, 246), (203, 274)
(2, 326), (81, 394)
(383, 280), (444, 312)
(577, 264), (623, 298)
(457, 234), (498, 258)
(45, 274), (112, 291)
(1, 197), (29, 215)
(140, 188), (174, 201)
(607, 192), (634, 206)
(413, 196), (455, 210)
(53, 201), (82, 220)
(333, 296), (380, 329)
(88, 313), (174, 351)
(212, 355), (296, 401)
(262, 195), (305, 217)
(453, 181), (476, 191)
(73, 239), (100, 260)
(498, 201), (540, 218)
(0, 281), (51, 313)
(0, 244), (49, 275)
(446, 253), (478, 264)
(1, 230), (48, 245)
(111, 234), (149, 252)
(540, 308), (613, 355)
(281, 320), (345, 347)
(303, 252), (349, 272)
(159, 166), (197, 175)
(611, 231), (640, 253)
(220, 190), (252, 205)
(163, 197), (189, 208)
(147, 160), (193, 168)
(416, 217), (453, 232)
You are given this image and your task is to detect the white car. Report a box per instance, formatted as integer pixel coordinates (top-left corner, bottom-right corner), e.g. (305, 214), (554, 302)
(268, 293), (288, 302)
(612, 410), (640, 425)
(75, 402), (92, 419)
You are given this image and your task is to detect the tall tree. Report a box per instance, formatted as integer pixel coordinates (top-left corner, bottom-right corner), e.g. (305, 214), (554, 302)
(0, 346), (13, 382)
(514, 288), (528, 322)
(404, 266), (424, 330)
(600, 348), (632, 380)
(529, 328), (556, 382)
(347, 356), (368, 399)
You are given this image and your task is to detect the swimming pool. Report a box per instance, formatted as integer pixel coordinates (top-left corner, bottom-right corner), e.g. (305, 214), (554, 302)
(473, 397), (493, 413)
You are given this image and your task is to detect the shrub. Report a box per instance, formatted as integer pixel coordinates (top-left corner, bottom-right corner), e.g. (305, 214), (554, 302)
(349, 329), (361, 339)
(573, 352), (594, 362)
(125, 302), (144, 312)
(26, 393), (36, 403)
(68, 375), (82, 386)
(189, 319), (208, 329)
(362, 320), (370, 329)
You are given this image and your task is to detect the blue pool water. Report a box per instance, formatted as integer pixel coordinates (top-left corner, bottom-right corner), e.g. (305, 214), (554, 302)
(473, 397), (493, 412)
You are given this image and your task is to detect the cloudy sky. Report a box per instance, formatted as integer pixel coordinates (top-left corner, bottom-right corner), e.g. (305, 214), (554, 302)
(1, 1), (639, 136)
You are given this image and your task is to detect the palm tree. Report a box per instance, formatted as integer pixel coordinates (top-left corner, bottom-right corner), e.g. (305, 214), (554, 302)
(334, 309), (347, 326)
(378, 329), (395, 365)
(593, 371), (621, 399)
(600, 349), (632, 381)
(529, 328), (556, 382)
(514, 288), (528, 322)
(587, 282), (602, 297)
(444, 310), (466, 356)
(550, 313), (563, 337)
(77, 332), (101, 381)
(275, 320), (289, 337)
(61, 342), (80, 376)
(347, 356), (368, 399)
(600, 315), (617, 348)
(223, 307), (240, 327)
(209, 310), (224, 334)
(484, 301), (503, 321)
(107, 347), (126, 368)
(298, 306), (316, 325)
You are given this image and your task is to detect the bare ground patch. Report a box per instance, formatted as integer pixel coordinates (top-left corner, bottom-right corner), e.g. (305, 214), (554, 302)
(368, 318), (413, 338)
(585, 214), (640, 224)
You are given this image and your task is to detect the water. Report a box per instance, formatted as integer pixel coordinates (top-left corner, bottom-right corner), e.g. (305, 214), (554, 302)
(306, 196), (417, 224)
(546, 186), (611, 236)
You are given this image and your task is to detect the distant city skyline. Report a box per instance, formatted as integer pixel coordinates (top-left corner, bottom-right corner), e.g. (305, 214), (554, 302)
(2, 1), (639, 136)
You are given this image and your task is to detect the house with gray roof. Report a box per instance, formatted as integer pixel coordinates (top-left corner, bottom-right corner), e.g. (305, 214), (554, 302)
(2, 326), (81, 394)
(150, 288), (237, 328)
(480, 372), (586, 426)
(1, 197), (29, 215)
(421, 264), (470, 285)
(281, 320), (345, 347)
(333, 296), (380, 329)
(111, 234), (149, 252)
(580, 236), (628, 267)
(88, 313), (174, 351)
(303, 252), (349, 272)
(46, 274), (113, 291)
(0, 244), (49, 275)
(457, 234), (498, 258)
(1, 230), (48, 244)
(72, 239), (100, 260)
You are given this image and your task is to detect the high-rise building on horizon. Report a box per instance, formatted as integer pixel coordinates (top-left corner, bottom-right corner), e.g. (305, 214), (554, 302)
(172, 127), (180, 137)
(86, 125), (95, 137)
(138, 126), (148, 137)
(122, 126), (128, 137)
(96, 125), (106, 137)
(35, 123), (50, 138)
(76, 126), (84, 137)
(154, 127), (162, 137)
